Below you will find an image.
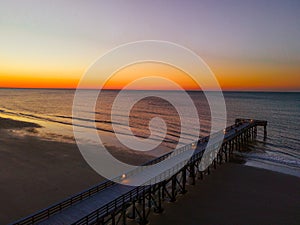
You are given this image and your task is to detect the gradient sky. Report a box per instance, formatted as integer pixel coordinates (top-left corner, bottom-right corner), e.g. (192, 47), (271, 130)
(0, 0), (299, 90)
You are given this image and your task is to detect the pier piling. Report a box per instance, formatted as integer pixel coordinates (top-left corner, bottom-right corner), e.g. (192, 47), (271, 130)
(12, 118), (267, 225)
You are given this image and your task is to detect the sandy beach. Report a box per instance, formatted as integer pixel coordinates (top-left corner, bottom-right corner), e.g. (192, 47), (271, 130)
(0, 118), (101, 224)
(149, 163), (300, 225)
(0, 117), (152, 224)
(2, 0), (300, 224)
(1, 117), (299, 225)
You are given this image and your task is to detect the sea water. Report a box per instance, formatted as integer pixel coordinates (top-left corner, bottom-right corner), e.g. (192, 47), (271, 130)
(0, 89), (299, 177)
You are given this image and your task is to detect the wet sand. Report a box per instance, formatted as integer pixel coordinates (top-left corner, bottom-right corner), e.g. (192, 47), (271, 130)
(149, 163), (300, 225)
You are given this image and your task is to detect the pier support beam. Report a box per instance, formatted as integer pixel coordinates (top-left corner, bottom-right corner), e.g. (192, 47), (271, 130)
(181, 168), (187, 194)
(189, 163), (196, 185)
(153, 186), (164, 214)
(19, 118), (268, 225)
(138, 192), (148, 225)
(224, 143), (228, 162)
(170, 176), (177, 202)
(264, 125), (267, 140)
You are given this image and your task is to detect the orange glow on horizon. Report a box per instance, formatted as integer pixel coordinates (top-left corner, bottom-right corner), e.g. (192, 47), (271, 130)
(101, 62), (201, 91)
(0, 73), (80, 89)
(0, 60), (299, 91)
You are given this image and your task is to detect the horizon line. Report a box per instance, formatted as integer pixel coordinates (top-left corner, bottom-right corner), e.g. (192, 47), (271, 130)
(0, 87), (299, 93)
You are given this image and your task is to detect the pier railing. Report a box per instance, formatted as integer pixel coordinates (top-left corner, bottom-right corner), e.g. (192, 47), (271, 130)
(11, 118), (267, 225)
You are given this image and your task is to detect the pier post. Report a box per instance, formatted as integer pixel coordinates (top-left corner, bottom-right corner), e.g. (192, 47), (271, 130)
(162, 181), (166, 200)
(189, 163), (196, 185)
(181, 167), (187, 194)
(111, 212), (116, 225)
(219, 145), (223, 163)
(170, 176), (177, 202)
(127, 200), (136, 219)
(207, 166), (210, 175)
(264, 125), (267, 139)
(122, 204), (127, 225)
(229, 140), (233, 155)
(139, 191), (148, 225)
(247, 129), (250, 141)
(153, 186), (163, 213)
(199, 171), (204, 180)
(224, 143), (228, 162)
(17, 118), (268, 225)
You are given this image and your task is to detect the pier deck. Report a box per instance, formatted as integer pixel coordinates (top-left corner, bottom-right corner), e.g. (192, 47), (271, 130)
(12, 119), (267, 225)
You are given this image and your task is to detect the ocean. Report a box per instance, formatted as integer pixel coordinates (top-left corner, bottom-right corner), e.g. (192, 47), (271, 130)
(0, 89), (299, 177)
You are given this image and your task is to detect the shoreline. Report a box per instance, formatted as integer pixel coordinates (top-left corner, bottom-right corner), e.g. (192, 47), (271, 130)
(1, 116), (299, 224)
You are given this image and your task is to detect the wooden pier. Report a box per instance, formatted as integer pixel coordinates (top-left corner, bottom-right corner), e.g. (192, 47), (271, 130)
(11, 118), (267, 225)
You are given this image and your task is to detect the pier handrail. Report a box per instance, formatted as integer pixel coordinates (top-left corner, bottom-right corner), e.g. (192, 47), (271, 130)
(12, 142), (196, 225)
(12, 119), (266, 225)
(12, 179), (117, 225)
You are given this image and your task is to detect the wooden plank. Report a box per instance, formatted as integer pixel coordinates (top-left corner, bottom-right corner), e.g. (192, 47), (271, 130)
(37, 185), (134, 224)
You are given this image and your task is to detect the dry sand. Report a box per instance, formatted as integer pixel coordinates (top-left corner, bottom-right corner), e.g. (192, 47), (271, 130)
(0, 131), (101, 224)
(0, 117), (152, 224)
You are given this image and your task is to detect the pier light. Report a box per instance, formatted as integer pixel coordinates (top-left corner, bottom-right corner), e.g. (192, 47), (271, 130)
(121, 174), (126, 179)
(250, 119), (254, 123)
(191, 142), (197, 150)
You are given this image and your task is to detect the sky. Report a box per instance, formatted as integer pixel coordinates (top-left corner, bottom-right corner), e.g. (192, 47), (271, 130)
(0, 0), (299, 91)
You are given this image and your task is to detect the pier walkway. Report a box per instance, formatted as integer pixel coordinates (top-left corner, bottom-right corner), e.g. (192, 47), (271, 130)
(12, 119), (267, 225)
